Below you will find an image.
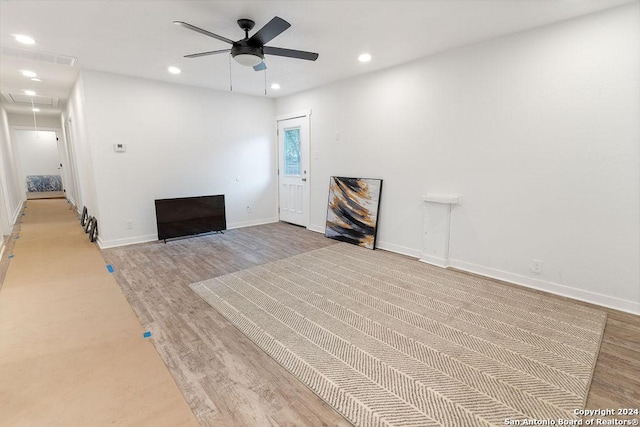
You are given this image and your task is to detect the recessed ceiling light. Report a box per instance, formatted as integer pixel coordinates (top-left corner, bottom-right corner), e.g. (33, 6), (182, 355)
(21, 70), (37, 78)
(167, 66), (181, 74)
(24, 90), (36, 96)
(32, 108), (40, 112)
(31, 78), (41, 82)
(13, 34), (35, 45)
(358, 53), (372, 63)
(270, 83), (281, 90)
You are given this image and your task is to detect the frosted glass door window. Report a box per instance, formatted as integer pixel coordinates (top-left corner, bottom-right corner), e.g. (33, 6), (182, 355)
(284, 128), (301, 176)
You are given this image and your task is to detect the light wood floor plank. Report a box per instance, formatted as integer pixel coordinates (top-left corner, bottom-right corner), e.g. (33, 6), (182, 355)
(103, 223), (348, 427)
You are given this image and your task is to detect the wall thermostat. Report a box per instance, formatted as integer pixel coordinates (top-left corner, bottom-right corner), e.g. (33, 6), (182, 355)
(113, 143), (126, 153)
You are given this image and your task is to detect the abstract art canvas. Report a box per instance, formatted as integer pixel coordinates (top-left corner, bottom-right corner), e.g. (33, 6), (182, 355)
(26, 175), (63, 192)
(325, 176), (383, 249)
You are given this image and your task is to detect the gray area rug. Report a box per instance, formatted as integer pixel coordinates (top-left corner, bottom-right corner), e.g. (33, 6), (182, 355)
(190, 243), (606, 427)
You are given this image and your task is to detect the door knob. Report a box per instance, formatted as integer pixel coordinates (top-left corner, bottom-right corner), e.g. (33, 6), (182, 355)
(301, 178), (307, 182)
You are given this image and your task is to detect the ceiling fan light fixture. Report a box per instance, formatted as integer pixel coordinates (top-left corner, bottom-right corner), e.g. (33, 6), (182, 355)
(233, 53), (263, 67)
(176, 16), (318, 75)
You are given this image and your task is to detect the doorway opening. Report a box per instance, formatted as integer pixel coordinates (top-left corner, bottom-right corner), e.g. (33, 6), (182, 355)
(13, 129), (65, 200)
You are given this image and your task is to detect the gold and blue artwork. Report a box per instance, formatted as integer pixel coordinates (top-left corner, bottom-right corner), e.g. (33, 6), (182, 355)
(325, 176), (383, 250)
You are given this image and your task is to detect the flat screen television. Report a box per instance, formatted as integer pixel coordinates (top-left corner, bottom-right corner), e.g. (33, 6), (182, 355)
(154, 194), (226, 241)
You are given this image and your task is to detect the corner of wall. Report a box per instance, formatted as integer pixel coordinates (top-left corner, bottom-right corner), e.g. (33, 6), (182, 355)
(0, 105), (24, 231)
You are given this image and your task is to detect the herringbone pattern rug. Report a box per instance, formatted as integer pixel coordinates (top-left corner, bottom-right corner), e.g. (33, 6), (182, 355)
(190, 243), (606, 427)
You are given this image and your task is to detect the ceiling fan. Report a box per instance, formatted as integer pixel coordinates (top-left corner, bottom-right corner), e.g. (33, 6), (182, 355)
(174, 16), (319, 71)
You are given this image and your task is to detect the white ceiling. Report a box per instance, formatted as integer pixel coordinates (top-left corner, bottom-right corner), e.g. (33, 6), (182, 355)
(0, 0), (635, 117)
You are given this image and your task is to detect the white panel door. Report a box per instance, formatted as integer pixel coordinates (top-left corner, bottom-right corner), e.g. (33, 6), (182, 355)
(278, 116), (309, 227)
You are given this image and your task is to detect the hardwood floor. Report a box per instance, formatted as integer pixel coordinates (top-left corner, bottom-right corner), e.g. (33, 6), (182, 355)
(102, 223), (348, 427)
(102, 222), (640, 426)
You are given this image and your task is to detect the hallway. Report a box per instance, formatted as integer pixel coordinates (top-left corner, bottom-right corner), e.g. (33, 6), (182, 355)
(0, 199), (197, 426)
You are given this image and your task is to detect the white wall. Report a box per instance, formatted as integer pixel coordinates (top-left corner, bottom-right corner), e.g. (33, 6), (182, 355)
(62, 74), (97, 215)
(79, 70), (277, 248)
(7, 114), (62, 129)
(13, 130), (61, 190)
(0, 106), (23, 228)
(276, 4), (640, 314)
(0, 107), (14, 239)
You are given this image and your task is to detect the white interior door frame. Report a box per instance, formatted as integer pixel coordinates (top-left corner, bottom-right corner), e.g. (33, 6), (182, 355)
(10, 127), (64, 198)
(63, 116), (83, 211)
(277, 110), (311, 228)
(0, 131), (15, 234)
(61, 119), (80, 207)
(0, 170), (11, 237)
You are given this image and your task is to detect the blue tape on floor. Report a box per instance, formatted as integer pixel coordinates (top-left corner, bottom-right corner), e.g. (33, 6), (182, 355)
(14, 236), (19, 240)
(143, 331), (152, 338)
(8, 254), (14, 259)
(106, 264), (114, 273)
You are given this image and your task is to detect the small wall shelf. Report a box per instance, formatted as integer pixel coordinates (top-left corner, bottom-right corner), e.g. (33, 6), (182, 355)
(420, 194), (461, 268)
(421, 194), (460, 205)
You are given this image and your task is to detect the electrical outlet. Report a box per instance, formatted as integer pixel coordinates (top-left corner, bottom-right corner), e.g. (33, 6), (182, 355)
(530, 259), (543, 274)
(125, 219), (133, 229)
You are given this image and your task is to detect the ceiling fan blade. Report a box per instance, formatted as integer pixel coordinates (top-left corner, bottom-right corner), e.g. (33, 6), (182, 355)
(248, 16), (290, 46)
(263, 46), (319, 61)
(253, 62), (267, 71)
(173, 21), (235, 45)
(184, 49), (231, 58)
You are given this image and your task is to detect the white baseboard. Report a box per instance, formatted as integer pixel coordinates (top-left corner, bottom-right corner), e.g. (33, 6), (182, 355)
(227, 217), (278, 230)
(376, 240), (422, 258)
(419, 254), (450, 268)
(26, 191), (65, 199)
(98, 234), (157, 249)
(449, 258), (640, 316)
(66, 198), (79, 215)
(98, 217), (280, 249)
(94, 218), (640, 316)
(11, 201), (23, 225)
(307, 224), (325, 234)
(307, 226), (421, 258)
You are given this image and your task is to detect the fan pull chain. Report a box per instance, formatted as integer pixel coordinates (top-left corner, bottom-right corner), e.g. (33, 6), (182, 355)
(264, 63), (267, 96)
(228, 54), (233, 92)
